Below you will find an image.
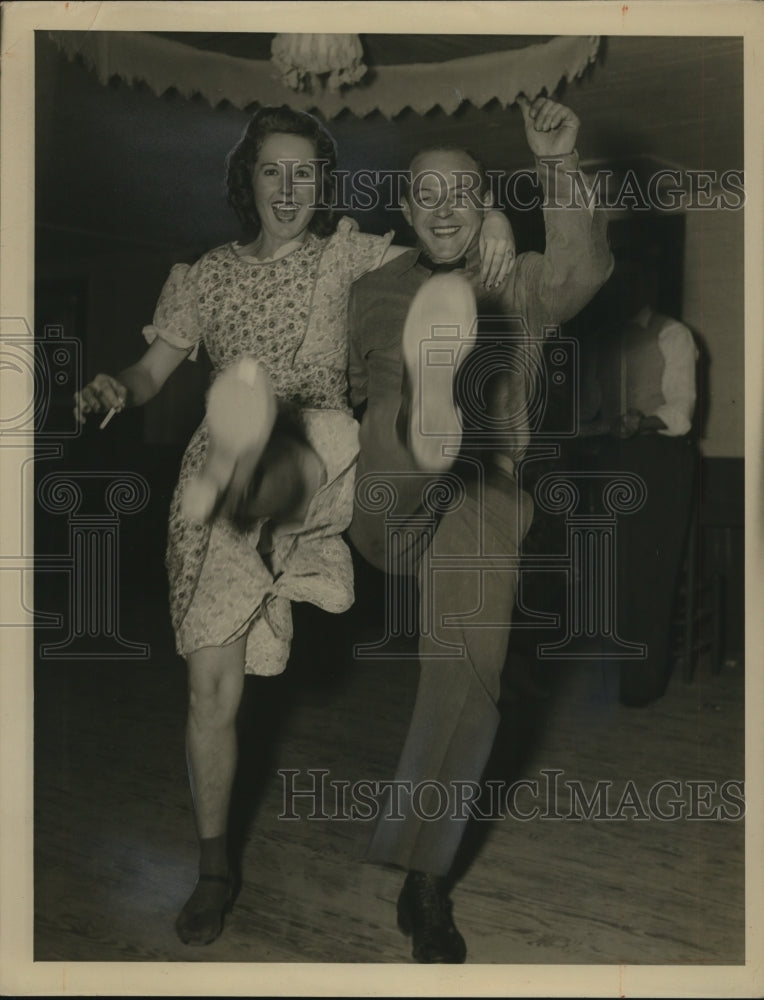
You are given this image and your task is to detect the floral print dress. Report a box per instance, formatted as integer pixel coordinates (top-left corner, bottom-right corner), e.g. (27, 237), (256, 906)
(143, 217), (393, 675)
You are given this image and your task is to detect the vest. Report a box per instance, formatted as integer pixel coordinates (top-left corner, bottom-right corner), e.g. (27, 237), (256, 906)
(597, 310), (667, 423)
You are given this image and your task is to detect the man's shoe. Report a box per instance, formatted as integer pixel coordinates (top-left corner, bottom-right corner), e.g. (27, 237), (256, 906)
(400, 273), (478, 473)
(396, 870), (467, 963)
(181, 357), (277, 524)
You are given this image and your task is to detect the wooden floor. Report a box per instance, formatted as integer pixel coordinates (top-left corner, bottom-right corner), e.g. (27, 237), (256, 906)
(33, 561), (745, 969)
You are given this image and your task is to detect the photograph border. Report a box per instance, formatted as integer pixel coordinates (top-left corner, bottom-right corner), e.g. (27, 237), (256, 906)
(1, 1), (762, 996)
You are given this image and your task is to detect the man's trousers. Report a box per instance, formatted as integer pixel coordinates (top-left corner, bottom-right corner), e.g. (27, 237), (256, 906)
(350, 457), (533, 876)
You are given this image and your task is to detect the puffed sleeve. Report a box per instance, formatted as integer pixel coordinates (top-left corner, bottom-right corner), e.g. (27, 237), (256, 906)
(333, 215), (395, 279)
(142, 260), (203, 361)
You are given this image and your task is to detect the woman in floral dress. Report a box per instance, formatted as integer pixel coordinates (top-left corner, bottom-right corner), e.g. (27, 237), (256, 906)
(74, 105), (513, 946)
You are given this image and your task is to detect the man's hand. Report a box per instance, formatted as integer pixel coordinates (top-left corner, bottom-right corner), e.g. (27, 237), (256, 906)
(517, 95), (579, 159)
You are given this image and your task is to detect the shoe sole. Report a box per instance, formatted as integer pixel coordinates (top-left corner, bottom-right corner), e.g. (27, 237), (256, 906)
(401, 273), (478, 473)
(181, 358), (277, 523)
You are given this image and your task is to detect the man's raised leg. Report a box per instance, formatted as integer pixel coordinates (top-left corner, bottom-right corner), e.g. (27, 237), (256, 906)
(400, 274), (478, 474)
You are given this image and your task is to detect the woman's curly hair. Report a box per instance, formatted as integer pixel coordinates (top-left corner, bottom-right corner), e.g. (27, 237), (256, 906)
(225, 105), (339, 239)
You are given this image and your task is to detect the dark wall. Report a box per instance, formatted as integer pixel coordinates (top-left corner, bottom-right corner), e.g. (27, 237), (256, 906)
(36, 33), (744, 449)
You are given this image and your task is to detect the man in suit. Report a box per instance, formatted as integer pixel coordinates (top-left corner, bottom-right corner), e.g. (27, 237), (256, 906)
(346, 95), (613, 962)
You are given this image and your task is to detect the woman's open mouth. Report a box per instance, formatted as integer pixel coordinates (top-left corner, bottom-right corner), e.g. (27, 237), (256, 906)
(272, 203), (300, 223)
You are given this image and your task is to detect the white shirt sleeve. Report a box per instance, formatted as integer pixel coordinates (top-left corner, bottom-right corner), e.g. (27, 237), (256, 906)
(655, 321), (699, 436)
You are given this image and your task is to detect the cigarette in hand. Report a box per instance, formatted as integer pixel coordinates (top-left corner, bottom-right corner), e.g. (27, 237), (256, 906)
(99, 407), (118, 430)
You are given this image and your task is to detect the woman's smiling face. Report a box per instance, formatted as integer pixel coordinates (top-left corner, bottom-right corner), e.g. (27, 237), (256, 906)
(251, 133), (321, 254)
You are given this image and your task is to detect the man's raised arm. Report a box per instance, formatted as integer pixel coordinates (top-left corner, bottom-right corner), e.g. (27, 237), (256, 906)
(506, 95), (614, 334)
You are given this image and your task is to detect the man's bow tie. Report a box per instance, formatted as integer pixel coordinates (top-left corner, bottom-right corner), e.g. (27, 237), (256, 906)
(417, 252), (468, 274)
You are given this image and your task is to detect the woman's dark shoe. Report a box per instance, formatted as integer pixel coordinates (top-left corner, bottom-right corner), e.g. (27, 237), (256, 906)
(175, 873), (237, 946)
(396, 870), (467, 963)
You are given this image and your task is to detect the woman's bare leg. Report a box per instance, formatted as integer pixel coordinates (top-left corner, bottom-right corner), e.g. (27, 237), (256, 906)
(176, 637), (246, 945)
(186, 638), (247, 837)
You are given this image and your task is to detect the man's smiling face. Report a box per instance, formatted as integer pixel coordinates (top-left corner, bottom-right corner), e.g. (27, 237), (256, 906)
(403, 148), (490, 264)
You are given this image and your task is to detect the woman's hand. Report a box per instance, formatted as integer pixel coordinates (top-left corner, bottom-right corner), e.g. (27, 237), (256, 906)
(73, 374), (128, 424)
(72, 341), (193, 423)
(479, 210), (516, 288)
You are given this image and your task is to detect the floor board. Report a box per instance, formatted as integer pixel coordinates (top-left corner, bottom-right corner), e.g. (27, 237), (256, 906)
(33, 584), (745, 966)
